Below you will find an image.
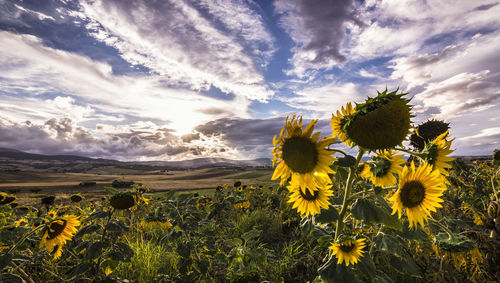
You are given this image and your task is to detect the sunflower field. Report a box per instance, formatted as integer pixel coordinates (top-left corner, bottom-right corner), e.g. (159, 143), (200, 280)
(1, 89), (500, 282)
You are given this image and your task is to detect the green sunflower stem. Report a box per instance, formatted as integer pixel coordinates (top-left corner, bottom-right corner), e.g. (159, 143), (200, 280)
(6, 224), (45, 255)
(394, 147), (426, 159)
(334, 149), (365, 241)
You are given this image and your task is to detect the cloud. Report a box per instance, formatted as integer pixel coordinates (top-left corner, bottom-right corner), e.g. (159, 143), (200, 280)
(0, 30), (253, 135)
(275, 0), (362, 77)
(0, 116), (240, 161)
(414, 71), (500, 119)
(79, 0), (273, 101)
(350, 0), (500, 59)
(284, 82), (365, 118)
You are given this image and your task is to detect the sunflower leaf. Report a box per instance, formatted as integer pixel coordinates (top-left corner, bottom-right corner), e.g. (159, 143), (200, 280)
(84, 241), (109, 260)
(315, 204), (339, 224)
(0, 273), (24, 283)
(373, 232), (404, 257)
(74, 224), (102, 239)
(66, 262), (92, 279)
(351, 198), (402, 230)
(318, 255), (361, 283)
(0, 254), (13, 270)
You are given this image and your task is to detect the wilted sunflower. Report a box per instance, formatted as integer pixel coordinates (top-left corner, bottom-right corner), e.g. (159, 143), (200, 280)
(422, 131), (454, 182)
(272, 116), (336, 194)
(329, 238), (366, 266)
(40, 215), (80, 259)
(41, 196), (55, 206)
(110, 192), (136, 210)
(360, 150), (405, 187)
(70, 194), (83, 203)
(287, 179), (333, 217)
(388, 162), (446, 229)
(410, 119), (450, 151)
(330, 102), (355, 146)
(343, 89), (412, 150)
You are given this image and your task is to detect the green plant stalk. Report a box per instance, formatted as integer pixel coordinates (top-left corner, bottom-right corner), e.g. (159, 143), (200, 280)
(334, 149), (365, 241)
(394, 147), (426, 159)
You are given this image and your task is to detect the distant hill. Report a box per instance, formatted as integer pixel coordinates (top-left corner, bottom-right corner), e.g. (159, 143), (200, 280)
(139, 157), (272, 168)
(0, 148), (272, 170)
(0, 148), (115, 162)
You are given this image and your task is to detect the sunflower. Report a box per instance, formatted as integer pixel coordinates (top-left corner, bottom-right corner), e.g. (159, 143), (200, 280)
(110, 192), (136, 210)
(287, 179), (333, 216)
(40, 215), (80, 259)
(388, 162), (446, 229)
(15, 218), (29, 227)
(141, 220), (173, 230)
(48, 210), (57, 219)
(272, 116), (336, 194)
(410, 119), (450, 151)
(360, 150), (405, 187)
(330, 102), (355, 146)
(329, 238), (366, 266)
(344, 89), (412, 150)
(423, 131), (454, 183)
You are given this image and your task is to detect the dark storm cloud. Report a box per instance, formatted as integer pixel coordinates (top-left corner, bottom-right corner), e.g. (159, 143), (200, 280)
(195, 117), (284, 148)
(276, 0), (362, 64)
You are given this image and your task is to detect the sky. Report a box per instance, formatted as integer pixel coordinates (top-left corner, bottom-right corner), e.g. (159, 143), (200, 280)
(0, 0), (499, 161)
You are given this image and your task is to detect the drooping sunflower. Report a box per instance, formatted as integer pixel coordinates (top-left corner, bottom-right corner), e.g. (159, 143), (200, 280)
(343, 89), (412, 150)
(422, 131), (454, 183)
(388, 162), (446, 229)
(330, 102), (355, 146)
(287, 179), (333, 217)
(272, 115), (336, 194)
(410, 119), (450, 151)
(329, 238), (366, 266)
(40, 215), (80, 259)
(360, 150), (405, 187)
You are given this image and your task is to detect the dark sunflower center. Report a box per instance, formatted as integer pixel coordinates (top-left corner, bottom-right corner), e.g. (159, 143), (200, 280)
(282, 136), (318, 174)
(299, 189), (319, 201)
(47, 220), (67, 239)
(339, 243), (355, 253)
(370, 157), (392, 177)
(400, 181), (426, 208)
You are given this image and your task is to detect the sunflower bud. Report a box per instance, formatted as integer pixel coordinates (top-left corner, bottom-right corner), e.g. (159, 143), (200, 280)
(344, 89), (412, 150)
(0, 192), (16, 205)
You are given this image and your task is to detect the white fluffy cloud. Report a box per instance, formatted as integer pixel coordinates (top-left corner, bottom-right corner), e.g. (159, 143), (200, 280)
(79, 0), (273, 101)
(0, 31), (251, 135)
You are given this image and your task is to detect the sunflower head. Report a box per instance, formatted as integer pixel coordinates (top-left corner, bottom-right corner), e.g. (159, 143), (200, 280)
(15, 218), (29, 227)
(360, 150), (405, 187)
(421, 131), (454, 181)
(234, 181), (242, 188)
(410, 119), (450, 151)
(70, 194), (83, 203)
(329, 238), (366, 266)
(343, 89), (412, 150)
(40, 215), (80, 258)
(287, 179), (333, 217)
(41, 196), (56, 206)
(330, 102), (355, 146)
(48, 210), (57, 219)
(389, 162), (446, 229)
(272, 115), (336, 194)
(109, 192), (136, 210)
(0, 192), (16, 205)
